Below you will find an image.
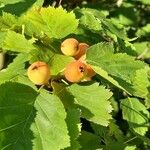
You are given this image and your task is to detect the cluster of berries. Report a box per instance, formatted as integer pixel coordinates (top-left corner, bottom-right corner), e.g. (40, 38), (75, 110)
(27, 38), (96, 85)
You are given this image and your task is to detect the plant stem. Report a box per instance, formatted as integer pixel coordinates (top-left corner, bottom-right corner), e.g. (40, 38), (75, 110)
(124, 136), (137, 144)
(0, 52), (5, 70)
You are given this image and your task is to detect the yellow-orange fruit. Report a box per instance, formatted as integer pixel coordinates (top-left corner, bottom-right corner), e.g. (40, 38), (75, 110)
(27, 61), (51, 85)
(85, 64), (96, 81)
(61, 38), (79, 56)
(64, 61), (87, 83)
(74, 43), (89, 60)
(79, 54), (86, 63)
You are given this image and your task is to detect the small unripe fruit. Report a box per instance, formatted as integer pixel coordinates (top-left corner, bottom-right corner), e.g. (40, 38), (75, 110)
(74, 43), (89, 60)
(64, 61), (87, 83)
(27, 61), (51, 85)
(61, 38), (79, 56)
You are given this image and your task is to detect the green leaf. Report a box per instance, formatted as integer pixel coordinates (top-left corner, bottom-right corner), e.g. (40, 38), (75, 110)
(0, 0), (39, 16)
(120, 98), (149, 136)
(0, 0), (24, 5)
(91, 122), (126, 149)
(0, 53), (29, 84)
(0, 82), (38, 149)
(78, 8), (102, 31)
(137, 132), (150, 146)
(23, 6), (78, 39)
(92, 66), (132, 94)
(145, 93), (150, 109)
(110, 97), (119, 114)
(91, 123), (108, 139)
(136, 24), (150, 37)
(75, 7), (127, 40)
(0, 31), (7, 48)
(87, 42), (114, 56)
(145, 71), (150, 108)
(49, 54), (74, 76)
(52, 82), (75, 109)
(78, 131), (102, 150)
(133, 42), (150, 59)
(109, 121), (124, 142)
(31, 90), (70, 150)
(132, 67), (150, 98)
(101, 19), (127, 40)
(138, 0), (150, 5)
(0, 12), (18, 30)
(86, 43), (145, 83)
(117, 39), (138, 56)
(29, 44), (54, 64)
(40, 6), (78, 39)
(75, 7), (106, 21)
(68, 83), (113, 126)
(12, 75), (37, 91)
(65, 109), (81, 150)
(22, 7), (48, 37)
(2, 30), (36, 53)
(112, 4), (138, 26)
(125, 145), (136, 150)
(34, 0), (44, 6)
(105, 141), (126, 150)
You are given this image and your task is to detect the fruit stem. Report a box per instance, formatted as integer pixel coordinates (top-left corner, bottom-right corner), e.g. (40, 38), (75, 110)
(61, 79), (69, 85)
(37, 85), (44, 92)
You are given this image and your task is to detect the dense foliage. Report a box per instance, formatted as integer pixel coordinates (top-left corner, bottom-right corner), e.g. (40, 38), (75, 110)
(0, 0), (150, 149)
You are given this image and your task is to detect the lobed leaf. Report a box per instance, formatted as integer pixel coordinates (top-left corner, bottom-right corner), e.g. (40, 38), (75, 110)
(133, 42), (150, 59)
(0, 82), (38, 149)
(120, 98), (149, 136)
(0, 0), (41, 16)
(23, 6), (78, 39)
(31, 90), (70, 150)
(78, 131), (102, 150)
(125, 146), (136, 150)
(136, 24), (150, 37)
(101, 19), (128, 40)
(2, 30), (36, 53)
(132, 67), (150, 98)
(0, 53), (29, 85)
(68, 83), (113, 126)
(0, 0), (24, 5)
(40, 6), (78, 39)
(0, 12), (18, 30)
(86, 43), (146, 83)
(49, 54), (74, 76)
(92, 66), (133, 94)
(77, 8), (102, 31)
(65, 109), (81, 150)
